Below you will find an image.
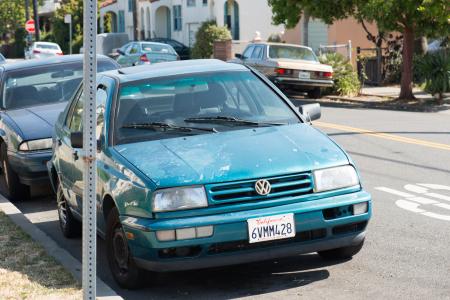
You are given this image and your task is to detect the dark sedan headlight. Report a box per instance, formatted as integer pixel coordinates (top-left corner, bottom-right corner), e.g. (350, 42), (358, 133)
(19, 138), (53, 151)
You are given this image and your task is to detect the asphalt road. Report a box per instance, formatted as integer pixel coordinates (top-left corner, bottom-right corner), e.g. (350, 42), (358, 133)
(14, 101), (450, 299)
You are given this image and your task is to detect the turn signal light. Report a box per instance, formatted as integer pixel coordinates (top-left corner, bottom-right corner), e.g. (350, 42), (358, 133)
(56, 52), (63, 56)
(275, 68), (293, 75)
(323, 72), (333, 78)
(156, 225), (214, 241)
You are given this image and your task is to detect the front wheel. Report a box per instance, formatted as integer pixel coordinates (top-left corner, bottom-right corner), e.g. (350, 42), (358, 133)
(106, 207), (144, 289)
(0, 143), (30, 201)
(57, 182), (81, 238)
(317, 239), (365, 260)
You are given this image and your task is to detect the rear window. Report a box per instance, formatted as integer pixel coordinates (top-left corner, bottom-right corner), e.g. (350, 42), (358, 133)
(141, 43), (176, 54)
(2, 60), (117, 109)
(268, 45), (318, 62)
(36, 43), (59, 50)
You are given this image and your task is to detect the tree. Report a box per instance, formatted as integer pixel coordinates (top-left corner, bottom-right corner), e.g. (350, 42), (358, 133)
(268, 0), (450, 100)
(191, 21), (231, 59)
(52, 0), (84, 54)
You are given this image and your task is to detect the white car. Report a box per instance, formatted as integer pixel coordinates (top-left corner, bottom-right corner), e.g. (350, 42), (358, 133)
(25, 42), (63, 60)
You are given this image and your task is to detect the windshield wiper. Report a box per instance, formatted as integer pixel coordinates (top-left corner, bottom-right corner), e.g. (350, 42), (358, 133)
(184, 116), (286, 126)
(122, 122), (217, 133)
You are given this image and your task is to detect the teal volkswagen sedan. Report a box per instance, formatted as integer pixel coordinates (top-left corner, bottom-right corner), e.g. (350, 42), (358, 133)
(48, 59), (371, 289)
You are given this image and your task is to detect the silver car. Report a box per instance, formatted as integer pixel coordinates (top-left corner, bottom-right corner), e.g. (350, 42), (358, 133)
(25, 42), (63, 60)
(231, 42), (333, 98)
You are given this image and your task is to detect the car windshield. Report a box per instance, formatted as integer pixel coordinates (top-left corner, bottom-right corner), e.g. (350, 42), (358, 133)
(268, 45), (318, 62)
(3, 61), (117, 110)
(36, 43), (59, 50)
(141, 43), (176, 55)
(115, 70), (300, 145)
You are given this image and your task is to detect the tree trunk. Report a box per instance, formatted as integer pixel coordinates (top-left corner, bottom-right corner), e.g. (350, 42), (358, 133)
(302, 12), (310, 46)
(399, 26), (415, 100)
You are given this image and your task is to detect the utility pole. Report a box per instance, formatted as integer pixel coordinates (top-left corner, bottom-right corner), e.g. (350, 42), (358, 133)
(132, 0), (138, 40)
(32, 0), (40, 41)
(25, 0), (30, 20)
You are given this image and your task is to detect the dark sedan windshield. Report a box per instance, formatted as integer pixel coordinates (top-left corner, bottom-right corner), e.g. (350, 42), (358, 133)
(3, 61), (117, 110)
(115, 70), (300, 145)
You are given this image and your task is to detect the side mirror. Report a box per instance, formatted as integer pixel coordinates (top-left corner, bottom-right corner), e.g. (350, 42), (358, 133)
(235, 53), (242, 59)
(116, 49), (125, 55)
(299, 103), (321, 122)
(70, 131), (83, 148)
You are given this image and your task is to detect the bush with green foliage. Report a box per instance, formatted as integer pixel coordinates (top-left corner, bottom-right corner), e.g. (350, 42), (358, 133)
(417, 50), (450, 103)
(191, 20), (231, 59)
(319, 52), (360, 97)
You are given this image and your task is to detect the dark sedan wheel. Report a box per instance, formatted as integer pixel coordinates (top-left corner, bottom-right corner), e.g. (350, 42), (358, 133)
(57, 182), (81, 238)
(106, 207), (144, 289)
(317, 238), (365, 260)
(0, 143), (30, 201)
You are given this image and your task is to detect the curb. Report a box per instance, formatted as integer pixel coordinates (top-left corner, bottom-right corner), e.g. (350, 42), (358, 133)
(0, 194), (123, 300)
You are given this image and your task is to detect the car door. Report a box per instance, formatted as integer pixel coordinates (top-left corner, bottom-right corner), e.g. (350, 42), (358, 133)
(116, 43), (132, 66)
(249, 44), (265, 72)
(127, 43), (142, 66)
(240, 45), (254, 66)
(70, 79), (113, 218)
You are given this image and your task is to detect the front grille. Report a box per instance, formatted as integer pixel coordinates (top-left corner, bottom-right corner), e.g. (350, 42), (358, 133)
(208, 228), (326, 255)
(205, 172), (313, 204)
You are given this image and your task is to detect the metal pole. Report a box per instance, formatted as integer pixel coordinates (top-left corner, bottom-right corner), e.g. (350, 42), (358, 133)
(348, 40), (352, 62)
(25, 0), (30, 20)
(32, 0), (40, 41)
(82, 0), (97, 299)
(69, 21), (72, 55)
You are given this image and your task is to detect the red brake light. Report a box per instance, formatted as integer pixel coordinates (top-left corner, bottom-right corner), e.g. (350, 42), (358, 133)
(56, 51), (63, 56)
(140, 54), (150, 63)
(33, 49), (41, 54)
(323, 72), (332, 78)
(276, 68), (286, 75)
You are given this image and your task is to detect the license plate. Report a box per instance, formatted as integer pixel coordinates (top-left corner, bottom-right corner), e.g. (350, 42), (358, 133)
(247, 213), (296, 243)
(298, 71), (310, 79)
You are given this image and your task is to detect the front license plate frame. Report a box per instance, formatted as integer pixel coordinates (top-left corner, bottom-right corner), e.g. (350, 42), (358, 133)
(247, 213), (296, 244)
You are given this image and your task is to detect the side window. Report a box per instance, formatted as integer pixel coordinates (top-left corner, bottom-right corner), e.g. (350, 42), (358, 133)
(96, 87), (108, 140)
(242, 46), (254, 59)
(251, 46), (263, 59)
(129, 43), (139, 54)
(69, 93), (84, 132)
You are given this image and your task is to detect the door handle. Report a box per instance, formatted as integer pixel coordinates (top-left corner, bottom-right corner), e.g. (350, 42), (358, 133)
(72, 150), (79, 161)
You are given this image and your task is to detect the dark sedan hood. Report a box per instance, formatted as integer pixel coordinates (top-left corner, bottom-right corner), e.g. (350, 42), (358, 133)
(5, 102), (67, 140)
(114, 124), (349, 188)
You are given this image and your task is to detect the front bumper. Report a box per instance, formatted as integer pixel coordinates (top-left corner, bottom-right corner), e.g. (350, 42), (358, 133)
(8, 150), (52, 185)
(122, 190), (371, 272)
(272, 77), (334, 89)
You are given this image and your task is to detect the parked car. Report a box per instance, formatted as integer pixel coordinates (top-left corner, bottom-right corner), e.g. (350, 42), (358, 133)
(25, 42), (63, 60)
(231, 42), (333, 98)
(116, 41), (179, 67)
(79, 33), (130, 58)
(49, 59), (371, 289)
(0, 55), (119, 200)
(0, 53), (6, 65)
(147, 37), (190, 60)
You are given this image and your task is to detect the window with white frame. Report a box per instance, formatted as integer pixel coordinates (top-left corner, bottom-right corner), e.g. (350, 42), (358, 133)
(187, 0), (196, 7)
(173, 5), (182, 31)
(202, 0), (207, 5)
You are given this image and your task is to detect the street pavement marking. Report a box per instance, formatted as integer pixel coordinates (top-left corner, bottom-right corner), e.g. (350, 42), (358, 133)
(314, 121), (450, 151)
(376, 184), (450, 222)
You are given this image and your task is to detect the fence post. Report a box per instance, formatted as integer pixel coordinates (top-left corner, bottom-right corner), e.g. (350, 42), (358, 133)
(348, 40), (352, 61)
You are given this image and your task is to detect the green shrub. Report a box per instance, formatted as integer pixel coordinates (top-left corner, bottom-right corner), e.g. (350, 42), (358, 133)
(319, 52), (360, 97)
(417, 49), (450, 102)
(191, 20), (231, 59)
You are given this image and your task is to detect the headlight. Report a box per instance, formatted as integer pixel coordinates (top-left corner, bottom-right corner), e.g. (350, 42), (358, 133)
(313, 165), (360, 193)
(152, 186), (207, 212)
(19, 138), (53, 151)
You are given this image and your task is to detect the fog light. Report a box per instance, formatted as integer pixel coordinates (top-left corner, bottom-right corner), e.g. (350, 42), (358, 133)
(353, 202), (368, 215)
(196, 226), (213, 238)
(176, 228), (196, 240)
(156, 230), (176, 241)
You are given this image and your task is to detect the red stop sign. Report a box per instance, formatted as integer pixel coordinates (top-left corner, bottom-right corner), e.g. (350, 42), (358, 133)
(25, 19), (35, 33)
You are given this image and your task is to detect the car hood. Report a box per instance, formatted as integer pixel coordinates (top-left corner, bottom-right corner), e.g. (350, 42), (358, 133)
(273, 58), (333, 72)
(114, 124), (349, 188)
(5, 102), (67, 140)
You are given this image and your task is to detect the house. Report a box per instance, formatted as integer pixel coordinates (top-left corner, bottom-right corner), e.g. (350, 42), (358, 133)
(99, 0), (285, 47)
(38, 0), (62, 33)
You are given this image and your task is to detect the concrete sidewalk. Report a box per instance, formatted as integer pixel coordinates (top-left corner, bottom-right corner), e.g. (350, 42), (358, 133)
(360, 86), (434, 100)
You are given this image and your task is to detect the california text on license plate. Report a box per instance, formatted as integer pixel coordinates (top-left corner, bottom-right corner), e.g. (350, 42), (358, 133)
(247, 213), (296, 243)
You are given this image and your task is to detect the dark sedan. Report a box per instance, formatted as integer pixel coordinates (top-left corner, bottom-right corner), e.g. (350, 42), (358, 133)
(0, 55), (119, 200)
(147, 38), (190, 60)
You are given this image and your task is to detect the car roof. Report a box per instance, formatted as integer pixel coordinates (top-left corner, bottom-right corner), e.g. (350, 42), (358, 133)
(34, 41), (59, 45)
(249, 42), (313, 51)
(102, 59), (248, 83)
(1, 54), (114, 72)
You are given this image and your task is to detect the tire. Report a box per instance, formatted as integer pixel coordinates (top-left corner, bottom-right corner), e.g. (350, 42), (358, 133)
(57, 182), (81, 238)
(106, 207), (144, 289)
(317, 239), (365, 260)
(307, 88), (321, 99)
(0, 143), (30, 201)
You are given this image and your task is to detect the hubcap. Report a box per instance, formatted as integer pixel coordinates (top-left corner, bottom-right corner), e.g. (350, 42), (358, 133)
(2, 159), (9, 187)
(57, 189), (68, 227)
(112, 227), (129, 272)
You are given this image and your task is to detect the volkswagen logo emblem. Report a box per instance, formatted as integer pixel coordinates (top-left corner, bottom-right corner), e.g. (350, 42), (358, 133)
(255, 179), (271, 196)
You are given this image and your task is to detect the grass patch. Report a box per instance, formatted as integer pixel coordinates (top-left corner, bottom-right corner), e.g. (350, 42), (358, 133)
(0, 211), (81, 299)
